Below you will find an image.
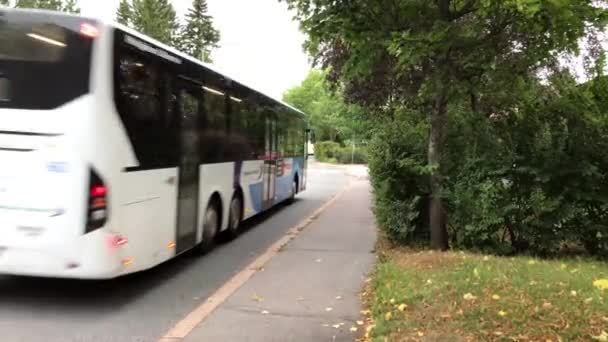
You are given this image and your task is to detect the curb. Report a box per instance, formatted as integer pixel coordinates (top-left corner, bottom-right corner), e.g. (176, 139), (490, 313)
(159, 182), (355, 342)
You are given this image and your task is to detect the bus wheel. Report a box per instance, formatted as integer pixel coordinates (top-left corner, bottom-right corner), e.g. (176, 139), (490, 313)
(219, 195), (242, 242)
(286, 177), (298, 205)
(198, 202), (219, 253)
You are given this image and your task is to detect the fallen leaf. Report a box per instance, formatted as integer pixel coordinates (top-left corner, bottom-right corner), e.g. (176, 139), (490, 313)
(315, 258), (323, 263)
(261, 310), (270, 315)
(594, 279), (608, 290)
(483, 256), (490, 261)
(571, 290), (577, 297)
(426, 279), (433, 284)
(492, 294), (501, 300)
(398, 304), (407, 312)
(322, 323), (330, 327)
(494, 331), (504, 336)
(498, 310), (507, 317)
(384, 312), (393, 321)
(542, 302), (553, 310)
(463, 293), (477, 301)
(474, 268), (480, 278)
(592, 331), (608, 342)
(252, 294), (264, 302)
(389, 298), (396, 304)
(332, 324), (341, 329)
(335, 296), (343, 300)
(417, 331), (425, 337)
(356, 320), (364, 326)
(528, 260), (537, 265)
(361, 310), (371, 316)
(585, 297), (594, 304)
(350, 326), (358, 333)
(560, 264), (567, 270)
(325, 307), (333, 312)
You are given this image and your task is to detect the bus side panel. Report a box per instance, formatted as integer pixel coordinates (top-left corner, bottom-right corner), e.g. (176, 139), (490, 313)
(198, 163), (234, 239)
(240, 160), (265, 220)
(116, 170), (178, 272)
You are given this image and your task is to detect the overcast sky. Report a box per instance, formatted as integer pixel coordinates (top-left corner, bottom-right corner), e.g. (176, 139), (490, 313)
(79, 0), (311, 99)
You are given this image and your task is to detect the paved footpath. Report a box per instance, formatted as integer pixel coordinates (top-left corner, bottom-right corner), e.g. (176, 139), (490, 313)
(183, 179), (377, 342)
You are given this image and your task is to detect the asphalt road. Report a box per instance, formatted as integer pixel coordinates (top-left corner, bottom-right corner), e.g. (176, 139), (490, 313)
(0, 163), (352, 342)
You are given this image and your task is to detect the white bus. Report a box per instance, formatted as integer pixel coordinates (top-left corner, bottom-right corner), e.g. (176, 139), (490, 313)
(0, 9), (309, 279)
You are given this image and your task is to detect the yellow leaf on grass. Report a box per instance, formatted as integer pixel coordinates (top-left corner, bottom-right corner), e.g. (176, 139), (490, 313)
(498, 310), (507, 317)
(474, 268), (480, 278)
(594, 279), (608, 291)
(398, 304), (407, 312)
(389, 298), (396, 304)
(528, 260), (537, 265)
(417, 331), (425, 337)
(356, 320), (364, 326)
(492, 294), (501, 300)
(361, 310), (371, 316)
(571, 290), (577, 297)
(592, 331), (608, 341)
(463, 293), (477, 301)
(384, 312), (393, 321)
(560, 264), (567, 270)
(483, 256), (490, 261)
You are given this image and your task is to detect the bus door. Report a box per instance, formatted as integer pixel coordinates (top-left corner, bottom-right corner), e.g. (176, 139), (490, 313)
(175, 79), (202, 253)
(263, 115), (278, 210)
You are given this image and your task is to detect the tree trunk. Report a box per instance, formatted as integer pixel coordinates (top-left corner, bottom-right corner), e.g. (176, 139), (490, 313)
(428, 88), (449, 251)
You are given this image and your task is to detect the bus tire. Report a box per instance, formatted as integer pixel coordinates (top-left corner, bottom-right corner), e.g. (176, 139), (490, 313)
(286, 176), (298, 205)
(219, 194), (243, 242)
(198, 201), (220, 253)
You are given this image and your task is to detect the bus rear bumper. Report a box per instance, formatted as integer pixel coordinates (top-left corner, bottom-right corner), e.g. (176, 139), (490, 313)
(0, 231), (124, 280)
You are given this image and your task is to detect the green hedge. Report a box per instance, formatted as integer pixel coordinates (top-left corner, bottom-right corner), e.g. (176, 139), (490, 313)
(315, 141), (368, 164)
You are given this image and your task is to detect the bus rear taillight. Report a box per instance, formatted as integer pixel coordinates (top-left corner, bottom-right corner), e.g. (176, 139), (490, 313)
(86, 169), (108, 233)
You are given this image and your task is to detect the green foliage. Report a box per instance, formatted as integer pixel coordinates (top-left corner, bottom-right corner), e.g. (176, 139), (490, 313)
(367, 111), (431, 243)
(116, 0), (132, 25)
(130, 0), (180, 46)
(0, 0), (9, 6)
(179, 0), (220, 63)
(314, 140), (367, 164)
(283, 69), (371, 143)
(12, 0), (77, 11)
(61, 0), (78, 13)
(283, 0), (608, 253)
(313, 141), (341, 162)
(444, 76), (608, 256)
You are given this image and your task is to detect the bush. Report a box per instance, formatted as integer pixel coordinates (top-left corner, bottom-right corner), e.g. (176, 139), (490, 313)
(367, 111), (431, 243)
(315, 141), (368, 164)
(443, 77), (608, 256)
(336, 145), (368, 164)
(368, 76), (608, 257)
(314, 141), (342, 162)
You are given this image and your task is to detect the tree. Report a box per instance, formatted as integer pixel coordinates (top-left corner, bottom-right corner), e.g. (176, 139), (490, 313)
(33, 0), (63, 10)
(116, 0), (132, 26)
(180, 0), (220, 62)
(0, 0), (10, 7)
(62, 0), (79, 14)
(14, 0), (38, 8)
(13, 0), (78, 12)
(284, 69), (369, 143)
(282, 0), (608, 250)
(131, 0), (180, 47)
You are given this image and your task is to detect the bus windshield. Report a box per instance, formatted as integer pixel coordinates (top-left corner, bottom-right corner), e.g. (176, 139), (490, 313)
(0, 11), (95, 110)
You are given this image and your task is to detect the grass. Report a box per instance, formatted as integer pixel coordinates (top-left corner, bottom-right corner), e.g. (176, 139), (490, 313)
(362, 238), (608, 341)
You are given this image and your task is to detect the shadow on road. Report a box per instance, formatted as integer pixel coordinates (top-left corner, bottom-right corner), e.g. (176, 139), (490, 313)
(0, 199), (301, 313)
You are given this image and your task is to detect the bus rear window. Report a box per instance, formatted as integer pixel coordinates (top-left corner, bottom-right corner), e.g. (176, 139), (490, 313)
(0, 11), (94, 110)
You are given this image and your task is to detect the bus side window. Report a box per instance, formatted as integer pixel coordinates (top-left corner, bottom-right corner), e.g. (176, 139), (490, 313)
(115, 51), (175, 168)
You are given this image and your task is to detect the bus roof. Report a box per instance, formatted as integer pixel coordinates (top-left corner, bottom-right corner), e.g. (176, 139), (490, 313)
(0, 7), (307, 118)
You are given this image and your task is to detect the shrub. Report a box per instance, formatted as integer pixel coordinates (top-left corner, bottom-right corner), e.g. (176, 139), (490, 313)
(368, 111), (431, 243)
(314, 141), (342, 162)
